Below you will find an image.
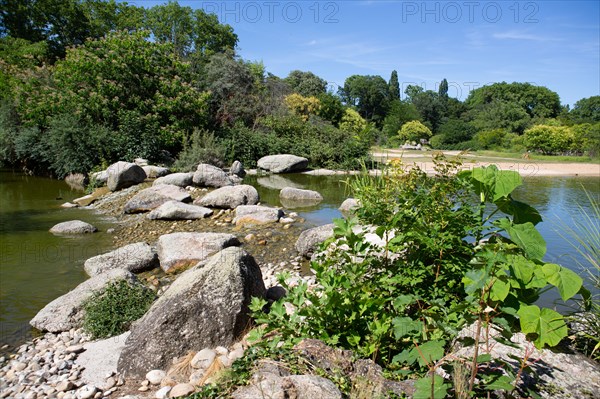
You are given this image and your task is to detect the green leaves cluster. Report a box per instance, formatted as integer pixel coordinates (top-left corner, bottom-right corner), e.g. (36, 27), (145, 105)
(82, 280), (155, 339)
(251, 157), (587, 398)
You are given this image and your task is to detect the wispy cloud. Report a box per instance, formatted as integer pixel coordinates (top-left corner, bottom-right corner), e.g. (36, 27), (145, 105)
(492, 30), (562, 42)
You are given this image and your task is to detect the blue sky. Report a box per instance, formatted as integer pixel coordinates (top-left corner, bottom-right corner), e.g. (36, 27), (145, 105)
(133, 1), (599, 106)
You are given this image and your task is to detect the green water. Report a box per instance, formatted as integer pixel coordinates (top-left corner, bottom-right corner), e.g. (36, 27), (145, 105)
(1, 169), (598, 348)
(0, 170), (115, 347)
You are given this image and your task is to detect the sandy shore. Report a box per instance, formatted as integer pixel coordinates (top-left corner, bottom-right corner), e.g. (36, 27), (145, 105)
(371, 150), (600, 177)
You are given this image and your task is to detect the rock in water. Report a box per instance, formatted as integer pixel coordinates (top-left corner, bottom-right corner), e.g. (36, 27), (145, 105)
(117, 247), (266, 378)
(30, 269), (138, 332)
(106, 161), (147, 191)
(147, 201), (213, 220)
(295, 224), (335, 258)
(195, 185), (259, 209)
(279, 187), (323, 208)
(192, 164), (233, 188)
(229, 160), (246, 178)
(257, 154), (309, 173)
(49, 220), (97, 235)
(233, 205), (284, 226)
(84, 242), (158, 277)
(157, 232), (241, 273)
(124, 185), (192, 214)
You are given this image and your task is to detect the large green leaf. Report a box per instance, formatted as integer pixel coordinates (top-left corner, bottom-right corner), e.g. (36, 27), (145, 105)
(496, 197), (543, 225)
(463, 268), (488, 295)
(518, 305), (568, 349)
(542, 263), (583, 301)
(490, 275), (510, 301)
(392, 340), (446, 367)
(467, 166), (523, 202)
(413, 375), (449, 399)
(496, 219), (546, 260)
(392, 316), (422, 339)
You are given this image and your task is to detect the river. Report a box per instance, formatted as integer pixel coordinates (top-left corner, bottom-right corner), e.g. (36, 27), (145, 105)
(1, 169), (598, 348)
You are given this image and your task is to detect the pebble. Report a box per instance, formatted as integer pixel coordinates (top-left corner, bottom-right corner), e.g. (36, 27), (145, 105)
(190, 349), (216, 369)
(76, 384), (97, 399)
(146, 369), (166, 385)
(169, 383), (195, 398)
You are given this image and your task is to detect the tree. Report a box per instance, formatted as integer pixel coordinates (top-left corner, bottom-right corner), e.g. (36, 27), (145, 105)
(570, 96), (600, 123)
(524, 124), (574, 155)
(382, 100), (420, 138)
(316, 92), (344, 126)
(405, 86), (445, 133)
(398, 120), (432, 143)
(389, 70), (400, 101)
(284, 93), (321, 121)
(438, 78), (449, 99)
(340, 108), (368, 135)
(466, 82), (561, 134)
(284, 70), (327, 97)
(145, 2), (237, 59)
(431, 119), (476, 149)
(339, 75), (389, 126)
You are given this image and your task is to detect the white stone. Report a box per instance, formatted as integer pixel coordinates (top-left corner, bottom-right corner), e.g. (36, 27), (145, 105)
(191, 349), (216, 370)
(155, 386), (171, 399)
(145, 369), (166, 385)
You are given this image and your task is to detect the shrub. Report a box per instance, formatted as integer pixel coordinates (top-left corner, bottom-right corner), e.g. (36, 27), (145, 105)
(525, 124), (574, 155)
(173, 129), (226, 171)
(473, 128), (508, 150)
(398, 120), (432, 143)
(83, 280), (155, 339)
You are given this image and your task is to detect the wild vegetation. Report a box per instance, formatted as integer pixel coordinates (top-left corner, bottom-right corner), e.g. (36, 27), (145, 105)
(1, 0), (597, 178)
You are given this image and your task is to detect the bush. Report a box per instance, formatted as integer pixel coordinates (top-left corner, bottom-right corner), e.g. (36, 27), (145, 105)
(173, 129), (226, 171)
(525, 124), (574, 155)
(473, 128), (508, 150)
(83, 280), (155, 339)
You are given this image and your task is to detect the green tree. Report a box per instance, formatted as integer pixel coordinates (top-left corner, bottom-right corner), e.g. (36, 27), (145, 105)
(466, 82), (561, 134)
(145, 1), (237, 59)
(388, 70), (400, 101)
(339, 74), (389, 126)
(381, 99), (420, 138)
(524, 124), (574, 155)
(398, 120), (432, 143)
(339, 108), (368, 135)
(433, 118), (476, 148)
(316, 92), (344, 127)
(405, 85), (445, 132)
(570, 96), (600, 123)
(283, 70), (327, 97)
(438, 78), (449, 99)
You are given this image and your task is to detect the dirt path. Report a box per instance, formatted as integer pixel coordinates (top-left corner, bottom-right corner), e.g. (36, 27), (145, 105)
(371, 150), (600, 177)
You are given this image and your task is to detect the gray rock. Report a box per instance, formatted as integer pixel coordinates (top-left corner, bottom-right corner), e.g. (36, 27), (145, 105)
(452, 324), (600, 399)
(339, 198), (359, 213)
(30, 270), (138, 332)
(233, 205), (284, 226)
(147, 201), (213, 220)
(157, 232), (241, 273)
(229, 160), (246, 178)
(84, 242), (158, 277)
(195, 185), (259, 209)
(90, 170), (108, 185)
(124, 185), (191, 214)
(169, 383), (195, 398)
(146, 369), (166, 385)
(49, 220), (97, 235)
(295, 224), (334, 258)
(75, 384), (96, 399)
(117, 247), (266, 378)
(256, 175), (304, 190)
(152, 173), (194, 187)
(107, 161), (147, 191)
(142, 166), (170, 179)
(257, 154), (309, 173)
(190, 349), (216, 370)
(280, 187), (323, 201)
(192, 164), (233, 188)
(76, 333), (130, 387)
(232, 374), (342, 399)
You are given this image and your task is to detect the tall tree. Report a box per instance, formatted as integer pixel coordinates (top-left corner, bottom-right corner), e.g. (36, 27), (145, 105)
(339, 74), (390, 125)
(389, 70), (400, 101)
(438, 78), (449, 99)
(284, 70), (327, 97)
(570, 96), (600, 123)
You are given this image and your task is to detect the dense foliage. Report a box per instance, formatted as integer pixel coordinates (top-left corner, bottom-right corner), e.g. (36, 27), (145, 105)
(83, 280), (156, 339)
(251, 156), (586, 397)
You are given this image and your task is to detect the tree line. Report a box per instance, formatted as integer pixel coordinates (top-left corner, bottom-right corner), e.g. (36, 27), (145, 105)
(1, 0), (598, 178)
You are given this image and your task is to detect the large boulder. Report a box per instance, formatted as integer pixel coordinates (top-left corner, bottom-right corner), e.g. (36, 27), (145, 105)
(233, 205), (284, 227)
(295, 224), (334, 258)
(75, 331), (130, 386)
(152, 173), (194, 187)
(157, 232), (241, 273)
(229, 160), (246, 178)
(279, 187), (323, 208)
(192, 164), (234, 188)
(147, 201), (213, 220)
(49, 220), (97, 235)
(90, 170), (108, 185)
(142, 165), (170, 178)
(123, 185), (191, 214)
(257, 154), (309, 173)
(84, 242), (158, 277)
(106, 161), (147, 191)
(195, 185), (259, 209)
(117, 247), (266, 378)
(30, 269), (138, 333)
(232, 374), (342, 399)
